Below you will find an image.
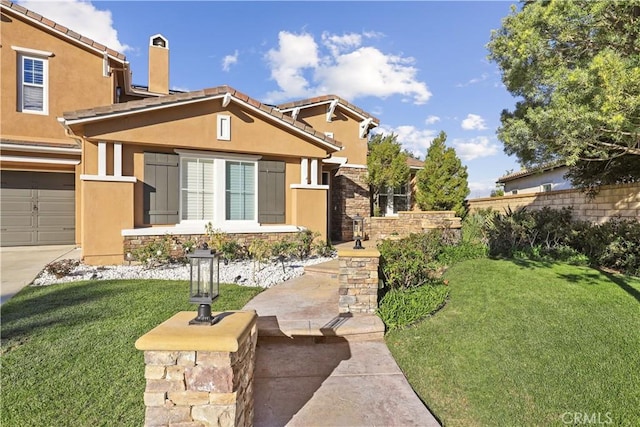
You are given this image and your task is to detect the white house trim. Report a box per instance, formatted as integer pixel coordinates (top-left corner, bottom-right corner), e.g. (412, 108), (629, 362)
(80, 174), (136, 182)
(11, 46), (54, 57)
(0, 155), (80, 165)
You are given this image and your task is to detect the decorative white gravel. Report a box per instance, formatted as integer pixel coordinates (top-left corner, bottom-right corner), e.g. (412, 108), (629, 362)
(32, 255), (336, 289)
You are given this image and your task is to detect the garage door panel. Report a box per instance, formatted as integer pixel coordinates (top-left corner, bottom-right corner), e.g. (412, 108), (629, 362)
(1, 231), (36, 246)
(38, 215), (74, 227)
(1, 213), (35, 227)
(37, 230), (75, 244)
(1, 199), (35, 213)
(38, 189), (75, 199)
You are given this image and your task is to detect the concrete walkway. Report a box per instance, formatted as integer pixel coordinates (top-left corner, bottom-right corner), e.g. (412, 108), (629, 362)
(0, 245), (81, 305)
(243, 263), (441, 427)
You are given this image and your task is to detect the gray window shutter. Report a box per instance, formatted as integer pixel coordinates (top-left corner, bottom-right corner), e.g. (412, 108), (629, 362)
(144, 153), (179, 224)
(258, 160), (285, 224)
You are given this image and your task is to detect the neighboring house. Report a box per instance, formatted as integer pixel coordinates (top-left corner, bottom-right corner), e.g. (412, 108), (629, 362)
(497, 163), (571, 195)
(0, 0), (169, 247)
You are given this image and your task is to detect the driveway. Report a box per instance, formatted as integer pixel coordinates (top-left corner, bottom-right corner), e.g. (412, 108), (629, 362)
(0, 245), (81, 305)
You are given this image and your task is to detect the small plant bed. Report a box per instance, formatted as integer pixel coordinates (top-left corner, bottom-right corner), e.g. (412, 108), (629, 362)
(0, 279), (262, 426)
(386, 258), (640, 426)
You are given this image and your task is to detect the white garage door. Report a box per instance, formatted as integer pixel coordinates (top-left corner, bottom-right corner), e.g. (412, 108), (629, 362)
(1, 171), (75, 246)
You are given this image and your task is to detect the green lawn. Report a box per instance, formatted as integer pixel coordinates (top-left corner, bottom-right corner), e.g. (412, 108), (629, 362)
(1, 279), (262, 427)
(386, 258), (640, 427)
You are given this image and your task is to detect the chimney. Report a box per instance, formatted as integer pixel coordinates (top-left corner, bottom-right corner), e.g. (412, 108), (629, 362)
(148, 34), (169, 94)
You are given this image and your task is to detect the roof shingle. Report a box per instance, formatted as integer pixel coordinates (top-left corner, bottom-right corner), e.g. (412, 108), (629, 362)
(1, 0), (127, 61)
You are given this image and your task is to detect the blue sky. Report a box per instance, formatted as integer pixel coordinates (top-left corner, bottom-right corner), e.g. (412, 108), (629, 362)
(20, 0), (523, 197)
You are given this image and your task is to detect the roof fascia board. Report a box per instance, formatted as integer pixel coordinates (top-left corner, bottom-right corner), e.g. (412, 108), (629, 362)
(0, 142), (81, 154)
(1, 3), (126, 64)
(279, 100), (378, 125)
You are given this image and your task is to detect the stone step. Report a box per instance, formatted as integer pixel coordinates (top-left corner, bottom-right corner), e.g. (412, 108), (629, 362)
(303, 259), (339, 279)
(255, 314), (385, 343)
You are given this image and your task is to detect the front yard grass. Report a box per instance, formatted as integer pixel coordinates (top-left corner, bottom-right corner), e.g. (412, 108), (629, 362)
(386, 258), (640, 426)
(1, 279), (262, 427)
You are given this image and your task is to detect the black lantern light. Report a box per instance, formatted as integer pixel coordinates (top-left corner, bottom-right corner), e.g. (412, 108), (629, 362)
(187, 243), (220, 325)
(353, 214), (365, 249)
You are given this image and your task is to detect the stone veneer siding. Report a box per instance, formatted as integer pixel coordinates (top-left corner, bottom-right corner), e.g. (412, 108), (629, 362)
(124, 231), (301, 260)
(338, 248), (380, 314)
(467, 182), (640, 224)
(135, 311), (258, 427)
(368, 211), (462, 241)
(330, 166), (370, 242)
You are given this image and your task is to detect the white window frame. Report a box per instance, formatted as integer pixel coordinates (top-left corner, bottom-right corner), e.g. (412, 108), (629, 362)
(224, 160), (258, 223)
(380, 183), (410, 216)
(175, 150), (260, 228)
(217, 114), (231, 141)
(541, 183), (552, 192)
(17, 53), (49, 115)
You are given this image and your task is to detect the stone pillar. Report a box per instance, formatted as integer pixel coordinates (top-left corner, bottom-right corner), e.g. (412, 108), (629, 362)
(135, 311), (258, 427)
(338, 248), (380, 314)
(330, 166), (370, 242)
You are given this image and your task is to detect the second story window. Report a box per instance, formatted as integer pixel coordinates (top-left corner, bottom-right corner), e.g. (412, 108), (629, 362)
(19, 55), (48, 114)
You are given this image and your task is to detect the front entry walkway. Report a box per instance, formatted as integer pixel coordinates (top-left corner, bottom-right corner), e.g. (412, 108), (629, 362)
(243, 262), (441, 427)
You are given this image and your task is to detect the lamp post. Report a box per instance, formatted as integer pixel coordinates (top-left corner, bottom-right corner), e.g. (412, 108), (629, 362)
(353, 214), (365, 249)
(187, 243), (220, 325)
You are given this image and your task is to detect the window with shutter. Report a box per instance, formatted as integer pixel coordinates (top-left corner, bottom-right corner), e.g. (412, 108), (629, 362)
(226, 161), (255, 220)
(143, 153), (179, 224)
(258, 161), (285, 224)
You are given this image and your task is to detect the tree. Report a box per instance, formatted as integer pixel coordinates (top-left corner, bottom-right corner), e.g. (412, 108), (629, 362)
(366, 133), (410, 216)
(415, 131), (469, 216)
(487, 0), (640, 188)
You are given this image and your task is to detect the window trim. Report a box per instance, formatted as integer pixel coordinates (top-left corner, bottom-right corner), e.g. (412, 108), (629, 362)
(217, 114), (231, 140)
(16, 52), (49, 115)
(176, 150), (260, 227)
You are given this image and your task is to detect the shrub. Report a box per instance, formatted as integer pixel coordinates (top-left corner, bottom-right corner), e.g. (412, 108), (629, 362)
(44, 259), (81, 278)
(132, 236), (171, 268)
(312, 239), (335, 257)
(574, 218), (640, 276)
(377, 283), (449, 331)
(205, 224), (245, 261)
(438, 241), (488, 265)
(378, 231), (445, 290)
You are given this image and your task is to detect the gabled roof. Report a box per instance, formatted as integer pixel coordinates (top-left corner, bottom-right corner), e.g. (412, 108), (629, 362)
(406, 157), (424, 170)
(277, 95), (380, 126)
(497, 162), (567, 183)
(1, 0), (126, 63)
(61, 85), (342, 153)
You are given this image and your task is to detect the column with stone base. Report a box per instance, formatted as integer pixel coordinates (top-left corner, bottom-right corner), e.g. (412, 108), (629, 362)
(135, 311), (258, 427)
(338, 248), (381, 314)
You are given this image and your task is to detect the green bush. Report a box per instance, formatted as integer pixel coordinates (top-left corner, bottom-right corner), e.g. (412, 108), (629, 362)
(574, 218), (640, 276)
(377, 283), (449, 330)
(378, 231), (445, 290)
(482, 206), (639, 276)
(132, 235), (172, 268)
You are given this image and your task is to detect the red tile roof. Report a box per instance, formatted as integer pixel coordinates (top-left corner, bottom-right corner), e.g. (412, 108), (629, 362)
(1, 0), (126, 61)
(277, 95), (380, 124)
(62, 85), (342, 150)
(406, 157), (424, 169)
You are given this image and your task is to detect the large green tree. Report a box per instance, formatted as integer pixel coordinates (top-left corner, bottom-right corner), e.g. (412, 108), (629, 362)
(366, 133), (410, 215)
(488, 0), (640, 187)
(415, 131), (469, 217)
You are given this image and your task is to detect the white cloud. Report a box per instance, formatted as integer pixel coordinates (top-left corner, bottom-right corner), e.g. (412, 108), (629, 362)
(266, 32), (319, 99)
(264, 31), (431, 105)
(425, 115), (440, 125)
(451, 136), (498, 161)
(222, 50), (239, 72)
(18, 0), (130, 53)
(461, 113), (487, 130)
(456, 73), (488, 88)
(375, 125), (438, 160)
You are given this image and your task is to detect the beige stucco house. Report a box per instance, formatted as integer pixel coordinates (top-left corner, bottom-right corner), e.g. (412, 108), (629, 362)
(1, 0), (390, 265)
